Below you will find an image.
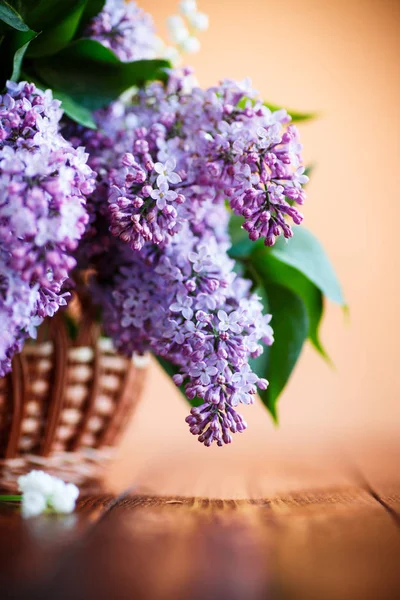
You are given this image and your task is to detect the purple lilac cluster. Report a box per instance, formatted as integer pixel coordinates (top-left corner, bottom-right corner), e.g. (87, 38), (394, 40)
(92, 71), (307, 251)
(85, 0), (157, 61)
(91, 222), (273, 446)
(68, 69), (307, 446)
(0, 82), (94, 376)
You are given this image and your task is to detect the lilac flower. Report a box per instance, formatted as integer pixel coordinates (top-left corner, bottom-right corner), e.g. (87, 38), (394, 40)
(217, 309), (242, 334)
(0, 82), (94, 375)
(150, 182), (178, 210)
(85, 0), (157, 62)
(188, 246), (213, 273)
(189, 361), (218, 386)
(154, 159), (182, 186)
(170, 292), (194, 320)
(66, 68), (308, 446)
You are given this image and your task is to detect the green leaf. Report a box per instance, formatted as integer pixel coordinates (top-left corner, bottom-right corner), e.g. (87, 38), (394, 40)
(19, 70), (97, 128)
(263, 101), (317, 122)
(304, 163), (315, 181)
(155, 356), (201, 407)
(52, 90), (96, 129)
(20, 0), (83, 30)
(34, 40), (170, 110)
(26, 0), (87, 57)
(62, 37), (122, 63)
(255, 284), (309, 421)
(78, 0), (105, 30)
(251, 248), (329, 361)
(228, 214), (257, 259)
(10, 29), (37, 80)
(0, 1), (29, 31)
(270, 226), (345, 305)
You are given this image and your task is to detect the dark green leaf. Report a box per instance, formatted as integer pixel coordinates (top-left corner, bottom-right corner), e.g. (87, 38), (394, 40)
(26, 0), (87, 57)
(270, 226), (345, 305)
(304, 163), (315, 181)
(255, 284), (308, 421)
(78, 0), (105, 30)
(52, 90), (96, 129)
(251, 247), (329, 361)
(155, 355), (201, 407)
(62, 37), (122, 63)
(20, 0), (83, 30)
(0, 1), (29, 31)
(263, 101), (317, 122)
(10, 29), (37, 80)
(18, 69), (97, 128)
(228, 213), (266, 259)
(228, 214), (255, 258)
(34, 40), (170, 110)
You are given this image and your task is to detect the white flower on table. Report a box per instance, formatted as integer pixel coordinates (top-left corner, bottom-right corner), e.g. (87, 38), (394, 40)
(18, 470), (79, 518)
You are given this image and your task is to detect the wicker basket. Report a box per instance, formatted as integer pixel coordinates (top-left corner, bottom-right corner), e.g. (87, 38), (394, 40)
(0, 312), (147, 492)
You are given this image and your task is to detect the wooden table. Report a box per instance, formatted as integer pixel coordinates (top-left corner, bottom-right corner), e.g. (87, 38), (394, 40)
(1, 450), (399, 600)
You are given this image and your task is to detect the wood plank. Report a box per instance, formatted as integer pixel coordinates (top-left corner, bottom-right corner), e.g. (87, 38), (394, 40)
(0, 492), (111, 597)
(4, 488), (397, 600)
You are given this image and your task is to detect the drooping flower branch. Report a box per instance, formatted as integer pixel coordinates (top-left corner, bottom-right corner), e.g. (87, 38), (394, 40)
(0, 0), (343, 447)
(0, 82), (95, 376)
(65, 68), (306, 445)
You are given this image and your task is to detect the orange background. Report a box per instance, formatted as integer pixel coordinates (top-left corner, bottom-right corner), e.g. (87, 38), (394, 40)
(107, 0), (400, 495)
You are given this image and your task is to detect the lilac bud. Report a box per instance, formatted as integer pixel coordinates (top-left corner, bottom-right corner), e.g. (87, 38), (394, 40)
(173, 373), (184, 386)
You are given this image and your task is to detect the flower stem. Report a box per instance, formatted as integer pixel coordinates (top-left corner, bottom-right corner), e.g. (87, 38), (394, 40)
(0, 495), (22, 502)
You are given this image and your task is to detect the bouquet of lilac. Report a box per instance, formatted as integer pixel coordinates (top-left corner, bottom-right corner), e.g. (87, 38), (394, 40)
(0, 0), (344, 447)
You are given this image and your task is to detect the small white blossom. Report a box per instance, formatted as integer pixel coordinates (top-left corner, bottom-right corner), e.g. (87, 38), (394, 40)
(21, 491), (47, 519)
(187, 11), (209, 31)
(167, 15), (190, 44)
(18, 470), (55, 496)
(50, 480), (80, 514)
(162, 45), (181, 65)
(179, 36), (201, 54)
(179, 0), (197, 16)
(17, 470), (79, 518)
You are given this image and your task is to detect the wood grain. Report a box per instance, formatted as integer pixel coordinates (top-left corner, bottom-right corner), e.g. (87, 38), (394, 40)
(1, 479), (399, 600)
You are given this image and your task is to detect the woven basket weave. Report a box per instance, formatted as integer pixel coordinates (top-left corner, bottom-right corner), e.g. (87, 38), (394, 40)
(0, 313), (147, 492)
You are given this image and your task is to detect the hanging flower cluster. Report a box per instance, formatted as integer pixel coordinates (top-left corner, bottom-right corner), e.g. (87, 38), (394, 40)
(0, 82), (95, 376)
(66, 67), (307, 445)
(0, 0), (317, 447)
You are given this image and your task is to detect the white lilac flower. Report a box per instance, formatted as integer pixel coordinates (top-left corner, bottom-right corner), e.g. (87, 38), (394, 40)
(167, 15), (190, 44)
(22, 491), (47, 519)
(18, 470), (79, 518)
(186, 11), (209, 31)
(179, 0), (197, 16)
(50, 480), (80, 514)
(179, 36), (201, 54)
